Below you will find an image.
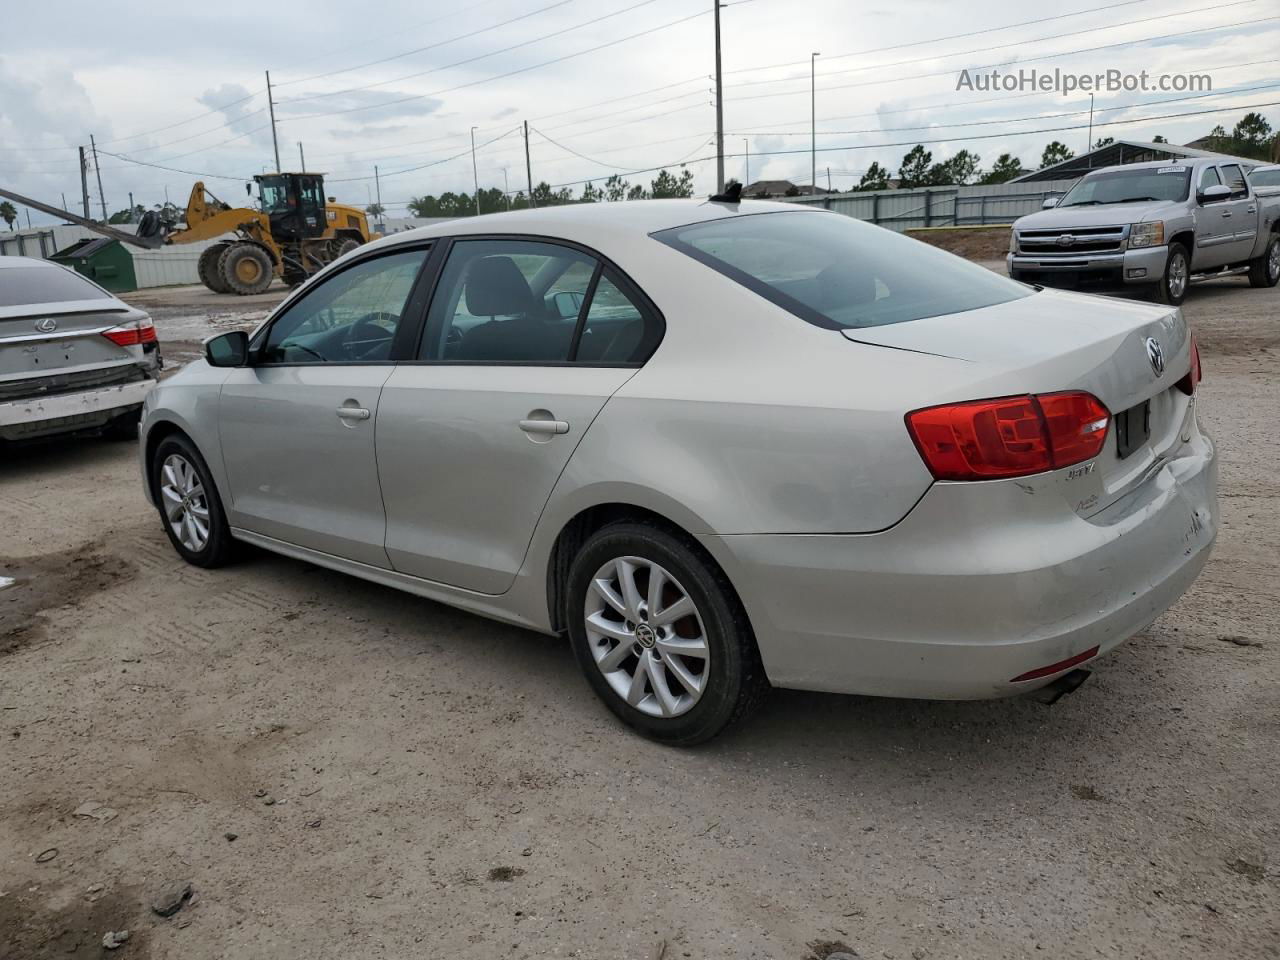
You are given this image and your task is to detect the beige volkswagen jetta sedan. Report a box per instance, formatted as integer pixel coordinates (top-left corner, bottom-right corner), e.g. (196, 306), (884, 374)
(139, 199), (1216, 744)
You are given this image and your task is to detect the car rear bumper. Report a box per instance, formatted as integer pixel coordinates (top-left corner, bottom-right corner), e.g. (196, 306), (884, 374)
(709, 425), (1217, 700)
(0, 377), (155, 439)
(1007, 245), (1168, 286)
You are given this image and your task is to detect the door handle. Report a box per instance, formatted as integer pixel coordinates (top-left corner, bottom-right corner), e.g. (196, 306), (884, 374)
(1221, 211), (1232, 217)
(1247, 206), (1256, 213)
(519, 418), (569, 435)
(336, 406), (371, 421)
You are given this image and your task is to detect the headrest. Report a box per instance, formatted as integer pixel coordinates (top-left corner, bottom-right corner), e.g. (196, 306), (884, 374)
(464, 256), (535, 316)
(815, 264), (878, 310)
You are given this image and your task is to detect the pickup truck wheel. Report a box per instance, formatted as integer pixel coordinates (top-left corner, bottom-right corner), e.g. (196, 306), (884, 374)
(1248, 234), (1280, 288)
(1155, 243), (1190, 305)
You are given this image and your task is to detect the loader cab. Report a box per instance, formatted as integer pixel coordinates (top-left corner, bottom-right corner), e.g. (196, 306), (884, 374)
(253, 173), (327, 241)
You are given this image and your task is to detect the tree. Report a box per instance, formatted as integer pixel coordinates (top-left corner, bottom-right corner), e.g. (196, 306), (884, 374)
(626, 183), (649, 201)
(857, 161), (889, 191)
(108, 205), (145, 224)
(579, 181), (602, 203)
(1152, 135), (1168, 144)
(978, 153), (1023, 185)
(1093, 137), (1115, 149)
(784, 184), (803, 197)
(1233, 112), (1273, 147)
(926, 150), (980, 186)
(1040, 141), (1074, 168)
(365, 203), (385, 217)
(1, 201), (18, 230)
(650, 168), (694, 198)
(897, 145), (932, 188)
(603, 174), (629, 202)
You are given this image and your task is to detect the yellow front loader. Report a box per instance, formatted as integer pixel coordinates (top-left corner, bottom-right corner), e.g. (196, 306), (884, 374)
(140, 174), (376, 295)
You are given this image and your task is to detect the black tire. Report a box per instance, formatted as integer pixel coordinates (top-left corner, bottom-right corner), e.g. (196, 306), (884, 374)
(1248, 234), (1280, 288)
(219, 243), (274, 296)
(198, 242), (231, 293)
(151, 433), (237, 568)
(330, 237), (361, 261)
(1154, 242), (1190, 306)
(102, 407), (141, 441)
(565, 521), (769, 745)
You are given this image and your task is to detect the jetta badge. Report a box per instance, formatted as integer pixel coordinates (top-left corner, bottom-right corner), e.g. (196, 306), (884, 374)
(1145, 337), (1165, 376)
(35, 317), (58, 333)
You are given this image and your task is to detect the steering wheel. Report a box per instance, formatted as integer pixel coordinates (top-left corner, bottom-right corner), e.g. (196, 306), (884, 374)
(343, 313), (398, 360)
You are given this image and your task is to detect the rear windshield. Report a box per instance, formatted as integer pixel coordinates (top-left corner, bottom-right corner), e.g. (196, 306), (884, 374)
(1251, 168), (1280, 187)
(653, 210), (1031, 329)
(1058, 166), (1191, 207)
(0, 265), (111, 307)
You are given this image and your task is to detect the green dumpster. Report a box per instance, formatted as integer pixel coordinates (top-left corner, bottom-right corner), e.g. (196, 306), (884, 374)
(49, 237), (137, 293)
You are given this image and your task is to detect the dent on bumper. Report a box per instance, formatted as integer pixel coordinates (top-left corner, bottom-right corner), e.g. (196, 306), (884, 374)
(0, 378), (155, 428)
(710, 432), (1217, 700)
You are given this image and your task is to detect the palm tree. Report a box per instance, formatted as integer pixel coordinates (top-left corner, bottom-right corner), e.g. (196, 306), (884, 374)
(0, 201), (17, 231)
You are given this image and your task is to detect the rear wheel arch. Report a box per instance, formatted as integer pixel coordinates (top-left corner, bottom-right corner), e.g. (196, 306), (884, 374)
(545, 503), (752, 637)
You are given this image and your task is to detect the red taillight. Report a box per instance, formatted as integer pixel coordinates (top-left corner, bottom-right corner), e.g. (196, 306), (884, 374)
(906, 391), (1110, 481)
(102, 317), (157, 347)
(1176, 334), (1201, 396)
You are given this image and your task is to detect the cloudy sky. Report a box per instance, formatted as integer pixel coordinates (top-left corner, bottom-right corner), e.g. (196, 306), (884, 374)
(2, 0), (1277, 225)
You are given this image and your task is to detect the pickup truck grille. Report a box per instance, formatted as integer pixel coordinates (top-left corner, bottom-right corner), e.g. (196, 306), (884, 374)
(0, 364), (147, 403)
(1017, 225), (1127, 255)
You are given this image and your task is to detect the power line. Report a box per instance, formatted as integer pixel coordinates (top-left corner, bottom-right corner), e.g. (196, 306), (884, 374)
(98, 88), (265, 146)
(274, 0), (576, 89)
(278, 8), (710, 123)
(727, 0), (1261, 91)
(93, 149), (251, 182)
(532, 126), (710, 170)
(730, 15), (1280, 103)
(325, 127), (523, 183)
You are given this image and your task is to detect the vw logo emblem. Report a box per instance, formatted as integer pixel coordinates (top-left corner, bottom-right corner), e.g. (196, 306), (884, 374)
(35, 317), (58, 333)
(1145, 337), (1165, 377)
(634, 622), (657, 649)
(1056, 234), (1075, 247)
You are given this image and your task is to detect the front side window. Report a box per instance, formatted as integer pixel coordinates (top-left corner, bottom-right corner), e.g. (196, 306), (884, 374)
(655, 211), (1031, 330)
(1057, 166), (1192, 206)
(1221, 164), (1249, 198)
(419, 239), (659, 364)
(1198, 166), (1222, 192)
(259, 248), (428, 363)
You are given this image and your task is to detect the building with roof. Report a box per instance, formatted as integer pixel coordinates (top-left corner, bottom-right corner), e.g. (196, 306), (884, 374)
(1013, 139), (1263, 182)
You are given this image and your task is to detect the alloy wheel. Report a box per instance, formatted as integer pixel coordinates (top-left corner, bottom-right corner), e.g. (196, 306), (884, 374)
(584, 556), (710, 718)
(1168, 250), (1188, 299)
(1270, 239), (1279, 282)
(160, 454), (210, 552)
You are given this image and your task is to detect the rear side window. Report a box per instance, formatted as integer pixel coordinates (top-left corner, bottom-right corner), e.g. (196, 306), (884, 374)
(1221, 164), (1249, 198)
(1252, 168), (1280, 187)
(654, 211), (1031, 330)
(0, 265), (111, 307)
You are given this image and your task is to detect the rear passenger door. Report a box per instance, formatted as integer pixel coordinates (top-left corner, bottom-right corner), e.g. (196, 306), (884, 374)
(1219, 164), (1258, 264)
(1193, 165), (1232, 269)
(376, 237), (662, 594)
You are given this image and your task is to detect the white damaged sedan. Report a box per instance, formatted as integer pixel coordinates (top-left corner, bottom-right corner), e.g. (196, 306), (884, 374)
(139, 199), (1216, 743)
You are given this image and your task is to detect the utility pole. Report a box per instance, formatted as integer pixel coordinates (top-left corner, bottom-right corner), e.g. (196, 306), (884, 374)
(523, 120), (535, 208)
(503, 168), (511, 210)
(811, 52), (821, 200)
(78, 147), (91, 219)
(89, 134), (108, 221)
(1087, 93), (1095, 167)
(714, 0), (725, 192)
(128, 191), (135, 222)
(266, 70), (282, 174)
(743, 138), (749, 187)
(827, 167), (831, 192)
(61, 191), (69, 214)
(374, 165), (384, 231)
(470, 126), (481, 217)
(298, 142), (306, 172)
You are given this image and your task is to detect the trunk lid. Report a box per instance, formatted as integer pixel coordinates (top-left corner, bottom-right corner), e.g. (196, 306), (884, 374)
(847, 287), (1194, 516)
(1, 300), (146, 396)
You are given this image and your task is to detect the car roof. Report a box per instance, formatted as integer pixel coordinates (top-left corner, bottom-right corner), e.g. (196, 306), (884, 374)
(0, 255), (64, 269)
(362, 198), (814, 253)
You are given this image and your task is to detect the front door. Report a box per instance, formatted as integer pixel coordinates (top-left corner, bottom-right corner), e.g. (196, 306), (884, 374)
(377, 237), (662, 594)
(219, 246), (432, 567)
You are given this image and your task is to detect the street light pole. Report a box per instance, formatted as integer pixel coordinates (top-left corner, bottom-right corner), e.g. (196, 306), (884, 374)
(743, 138), (750, 187)
(714, 0), (725, 193)
(265, 70), (281, 174)
(503, 168), (511, 210)
(470, 126), (481, 217)
(1087, 93), (1095, 167)
(811, 52), (821, 198)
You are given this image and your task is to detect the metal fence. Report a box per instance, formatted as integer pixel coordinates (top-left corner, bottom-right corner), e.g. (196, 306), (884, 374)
(785, 179), (1080, 231)
(0, 229), (57, 258)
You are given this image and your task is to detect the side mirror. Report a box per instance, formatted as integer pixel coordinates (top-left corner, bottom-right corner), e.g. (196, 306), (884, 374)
(205, 330), (249, 367)
(1041, 196), (1060, 209)
(1198, 184), (1230, 204)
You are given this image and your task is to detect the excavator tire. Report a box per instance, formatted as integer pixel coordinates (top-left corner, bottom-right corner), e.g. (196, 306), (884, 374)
(198, 243), (231, 294)
(330, 237), (361, 261)
(218, 243), (274, 296)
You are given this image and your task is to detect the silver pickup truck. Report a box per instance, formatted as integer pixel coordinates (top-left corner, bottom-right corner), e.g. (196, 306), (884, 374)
(1008, 158), (1280, 304)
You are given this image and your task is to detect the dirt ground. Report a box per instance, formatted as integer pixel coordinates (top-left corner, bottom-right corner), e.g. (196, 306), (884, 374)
(904, 226), (1013, 261)
(1, 272), (1277, 960)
